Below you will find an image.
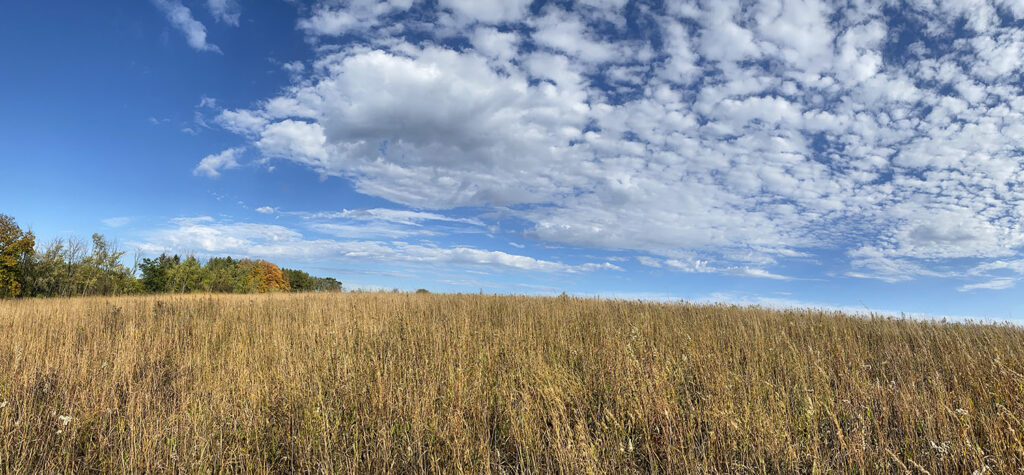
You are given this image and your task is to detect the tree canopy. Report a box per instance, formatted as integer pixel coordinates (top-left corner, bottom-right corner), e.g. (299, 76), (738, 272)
(0, 214), (36, 298)
(0, 213), (342, 298)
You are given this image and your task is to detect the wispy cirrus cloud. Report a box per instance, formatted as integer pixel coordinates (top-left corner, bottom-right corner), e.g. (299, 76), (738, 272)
(152, 0), (221, 53)
(959, 278), (1016, 292)
(206, 0), (240, 26)
(102, 217), (132, 228)
(134, 217), (621, 274)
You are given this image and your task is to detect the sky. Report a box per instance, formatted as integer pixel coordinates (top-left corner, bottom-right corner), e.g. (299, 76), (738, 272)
(2, 0), (1024, 320)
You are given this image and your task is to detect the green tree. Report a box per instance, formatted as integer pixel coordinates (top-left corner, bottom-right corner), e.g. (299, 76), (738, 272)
(139, 254), (180, 293)
(19, 239), (57, 297)
(0, 214), (36, 298)
(168, 255), (203, 293)
(281, 268), (341, 292)
(79, 234), (137, 296)
(315, 277), (342, 292)
(202, 256), (244, 293)
(282, 268), (313, 292)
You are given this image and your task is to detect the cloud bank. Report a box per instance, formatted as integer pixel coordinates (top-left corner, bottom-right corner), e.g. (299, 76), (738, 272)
(201, 0), (1024, 290)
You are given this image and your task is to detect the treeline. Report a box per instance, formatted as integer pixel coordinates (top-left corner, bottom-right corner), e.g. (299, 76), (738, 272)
(137, 254), (341, 295)
(0, 214), (341, 298)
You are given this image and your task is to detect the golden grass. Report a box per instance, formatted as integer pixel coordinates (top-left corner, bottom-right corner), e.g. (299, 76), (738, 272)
(0, 292), (1022, 472)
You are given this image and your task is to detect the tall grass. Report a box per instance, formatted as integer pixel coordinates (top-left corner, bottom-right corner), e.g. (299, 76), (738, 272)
(0, 292), (1022, 472)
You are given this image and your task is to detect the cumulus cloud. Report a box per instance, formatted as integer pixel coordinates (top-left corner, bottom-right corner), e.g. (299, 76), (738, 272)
(152, 0), (221, 53)
(298, 0), (415, 36)
(201, 0), (1024, 288)
(193, 147), (244, 178)
(439, 0), (531, 24)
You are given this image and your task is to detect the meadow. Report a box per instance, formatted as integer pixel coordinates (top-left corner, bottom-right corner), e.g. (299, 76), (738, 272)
(0, 292), (1022, 472)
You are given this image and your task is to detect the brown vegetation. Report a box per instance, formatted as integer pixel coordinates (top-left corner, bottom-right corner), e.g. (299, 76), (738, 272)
(0, 292), (1022, 472)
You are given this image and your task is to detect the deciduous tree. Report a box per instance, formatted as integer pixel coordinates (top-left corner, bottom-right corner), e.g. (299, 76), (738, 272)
(0, 214), (35, 298)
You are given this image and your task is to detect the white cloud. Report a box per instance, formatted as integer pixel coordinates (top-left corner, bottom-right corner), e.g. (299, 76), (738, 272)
(297, 208), (484, 239)
(636, 256), (662, 268)
(439, 0), (531, 24)
(739, 268), (795, 280)
(206, 0), (240, 26)
(698, 1), (761, 63)
(298, 0), (415, 36)
(309, 222), (432, 239)
(102, 217), (132, 228)
(210, 0), (1024, 287)
(304, 208), (483, 226)
(530, 8), (625, 63)
(958, 278), (1016, 292)
(642, 256), (795, 280)
(152, 0), (221, 53)
(255, 206), (275, 214)
(257, 120), (329, 167)
(282, 60), (305, 75)
(137, 217), (620, 274)
(193, 147), (244, 178)
(215, 109), (268, 135)
(470, 27), (519, 62)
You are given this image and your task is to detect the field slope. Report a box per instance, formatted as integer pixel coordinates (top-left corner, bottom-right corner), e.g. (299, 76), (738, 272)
(1, 293), (1022, 472)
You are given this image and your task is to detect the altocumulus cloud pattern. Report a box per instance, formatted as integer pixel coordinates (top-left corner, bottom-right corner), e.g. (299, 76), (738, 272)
(192, 0), (1024, 294)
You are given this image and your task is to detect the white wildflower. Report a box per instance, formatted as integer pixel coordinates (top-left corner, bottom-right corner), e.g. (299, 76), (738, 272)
(0, 401), (8, 409)
(930, 440), (949, 454)
(58, 415), (72, 427)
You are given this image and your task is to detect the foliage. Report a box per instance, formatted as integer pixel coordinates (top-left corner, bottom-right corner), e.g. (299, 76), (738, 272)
(2, 213), (340, 298)
(239, 260), (290, 293)
(0, 293), (1022, 472)
(20, 235), (139, 297)
(139, 253), (180, 294)
(202, 256), (244, 293)
(283, 268), (343, 292)
(0, 214), (35, 298)
(168, 256), (204, 293)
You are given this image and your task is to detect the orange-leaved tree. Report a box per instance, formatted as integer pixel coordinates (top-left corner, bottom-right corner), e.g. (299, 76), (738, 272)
(241, 259), (290, 293)
(0, 214), (36, 298)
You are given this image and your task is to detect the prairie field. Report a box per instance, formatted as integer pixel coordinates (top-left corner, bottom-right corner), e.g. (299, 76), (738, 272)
(0, 293), (1022, 473)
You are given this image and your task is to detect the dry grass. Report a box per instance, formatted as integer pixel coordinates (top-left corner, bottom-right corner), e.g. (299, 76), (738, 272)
(0, 292), (1022, 473)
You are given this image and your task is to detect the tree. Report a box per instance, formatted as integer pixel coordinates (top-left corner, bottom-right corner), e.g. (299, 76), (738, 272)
(282, 268), (341, 293)
(80, 234), (136, 296)
(1, 215), (338, 298)
(21, 238), (63, 297)
(139, 254), (180, 293)
(282, 268), (313, 292)
(313, 277), (342, 292)
(168, 256), (203, 293)
(239, 259), (289, 293)
(0, 214), (35, 298)
(202, 256), (244, 293)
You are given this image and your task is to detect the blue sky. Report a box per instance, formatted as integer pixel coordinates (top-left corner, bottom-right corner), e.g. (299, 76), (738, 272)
(3, 0), (1024, 320)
